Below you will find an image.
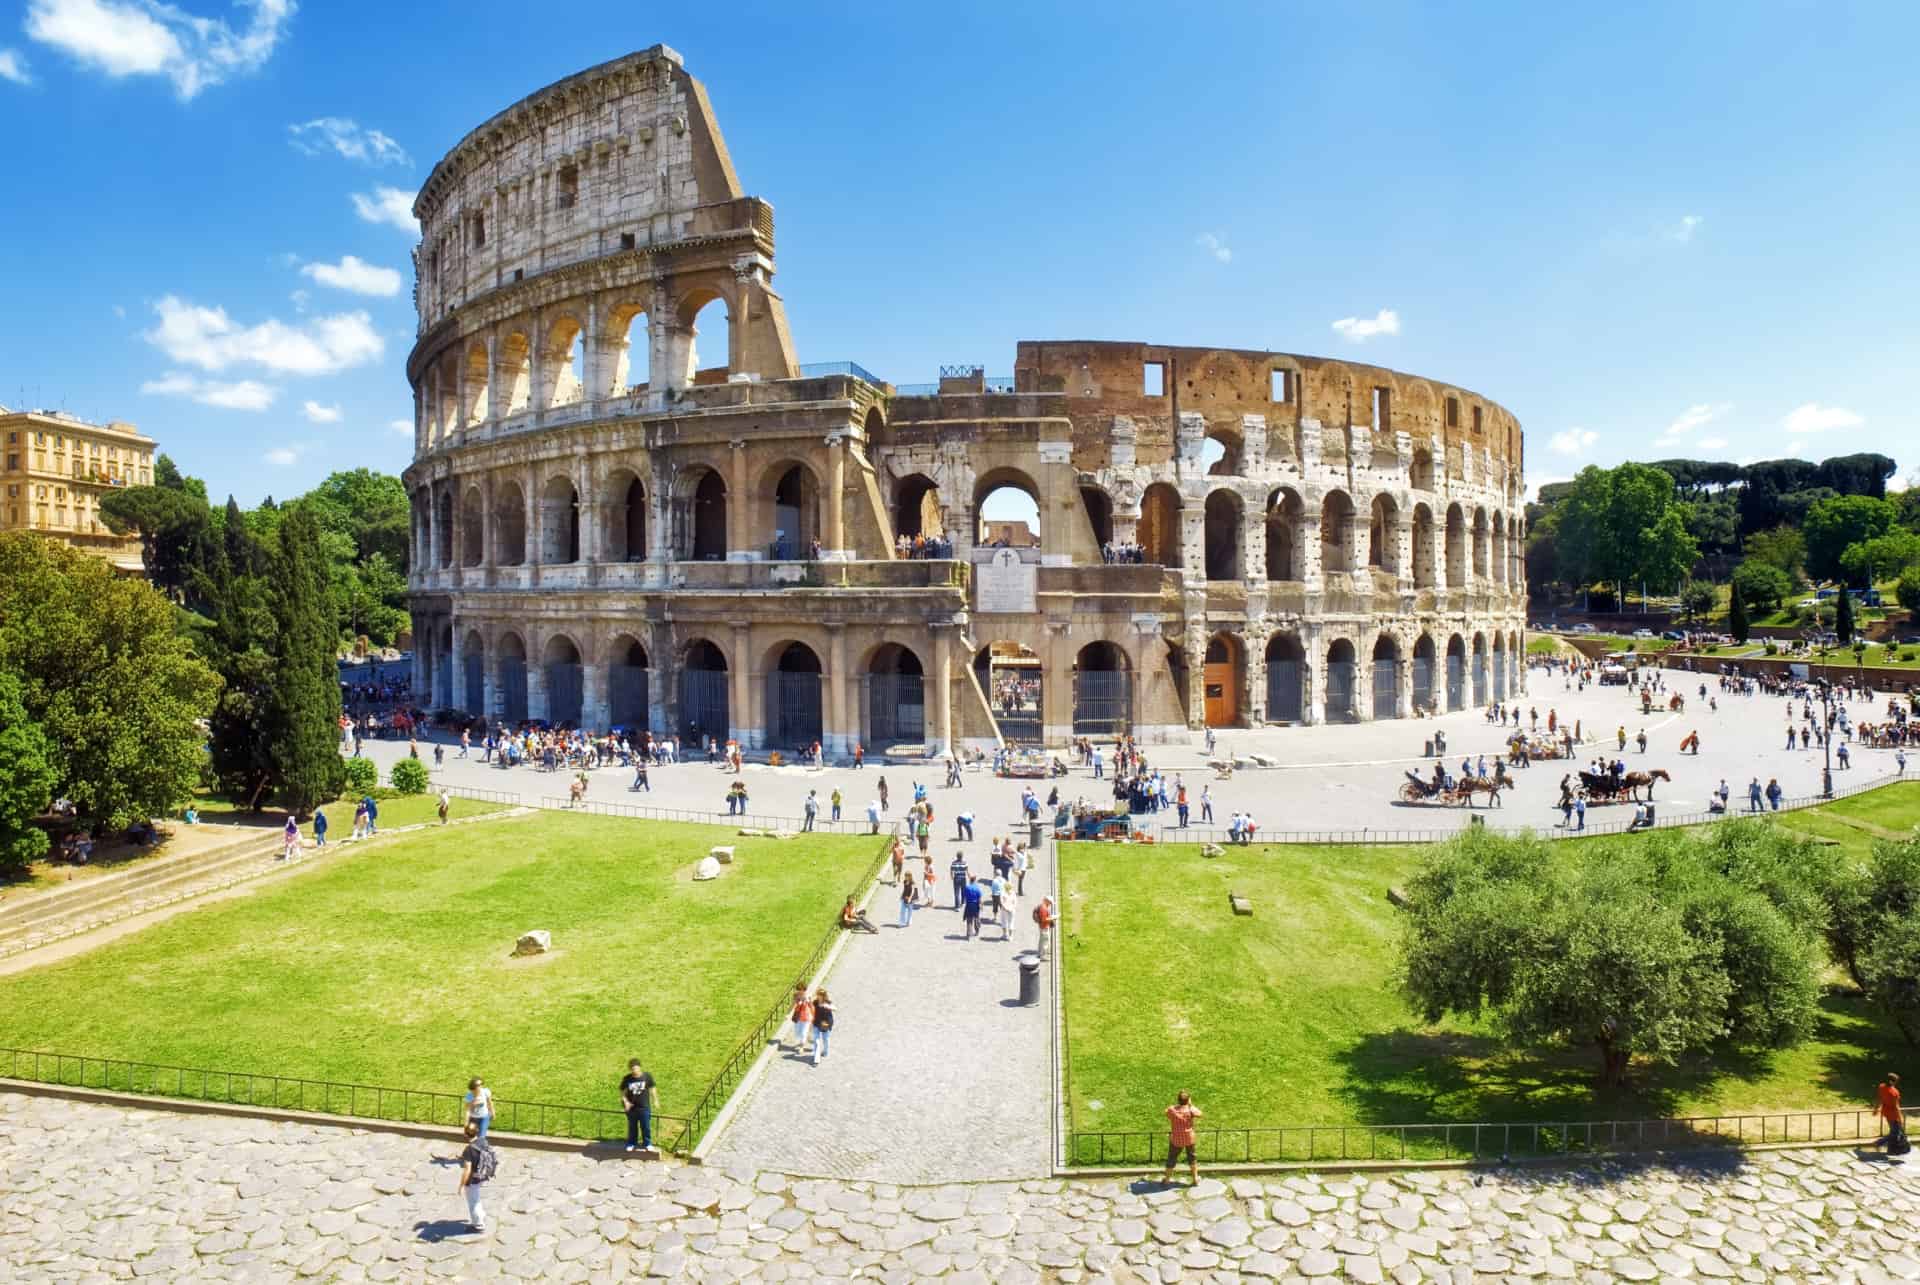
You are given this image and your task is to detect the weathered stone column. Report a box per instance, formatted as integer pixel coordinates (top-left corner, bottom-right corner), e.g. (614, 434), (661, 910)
(582, 657), (610, 732)
(526, 655), (549, 723)
(1300, 623), (1323, 726)
(1042, 621), (1072, 747)
(449, 627), (466, 714)
(650, 622), (675, 737)
(1300, 513), (1323, 589)
(825, 429), (847, 558)
(932, 622), (954, 759)
(728, 438), (751, 560)
(410, 613), (428, 700)
(731, 624), (753, 747)
(827, 623), (849, 755)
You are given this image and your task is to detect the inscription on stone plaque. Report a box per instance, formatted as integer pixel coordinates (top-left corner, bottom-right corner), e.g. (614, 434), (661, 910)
(975, 548), (1037, 614)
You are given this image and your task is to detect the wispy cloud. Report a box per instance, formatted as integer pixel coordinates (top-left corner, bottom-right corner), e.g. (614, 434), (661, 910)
(1666, 214), (1704, 243)
(1195, 233), (1231, 264)
(1526, 475), (1570, 503)
(1782, 402), (1864, 435)
(1696, 435), (1729, 451)
(144, 295), (383, 376)
(288, 117), (409, 166)
(388, 418), (413, 436)
(264, 444), (303, 466)
(141, 371), (276, 411)
(299, 254), (402, 298)
(1549, 428), (1598, 457)
(1331, 309), (1400, 343)
(0, 48), (32, 84)
(351, 185), (418, 235)
(301, 400), (341, 424)
(1658, 401), (1732, 442)
(25, 0), (294, 100)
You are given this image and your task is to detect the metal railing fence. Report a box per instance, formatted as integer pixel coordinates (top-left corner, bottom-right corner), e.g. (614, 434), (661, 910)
(540, 796), (900, 837)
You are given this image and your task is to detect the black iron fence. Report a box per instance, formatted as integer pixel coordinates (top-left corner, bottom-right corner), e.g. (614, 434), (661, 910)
(0, 1046), (690, 1151)
(1068, 1108), (1892, 1168)
(541, 796), (897, 836)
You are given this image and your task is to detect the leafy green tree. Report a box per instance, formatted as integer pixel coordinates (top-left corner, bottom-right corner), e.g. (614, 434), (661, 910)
(204, 501), (278, 808)
(1836, 587), (1855, 644)
(1861, 920), (1920, 1047)
(1728, 579), (1751, 642)
(98, 485), (215, 609)
(0, 533), (220, 831)
(0, 671), (56, 878)
(1678, 580), (1717, 622)
(1553, 464), (1699, 605)
(390, 758), (429, 795)
(1743, 526), (1807, 583)
(1899, 569), (1920, 616)
(266, 506), (348, 817)
(1815, 453), (1899, 500)
(1839, 530), (1920, 588)
(1805, 495), (1898, 582)
(153, 453), (210, 506)
(1730, 560), (1792, 616)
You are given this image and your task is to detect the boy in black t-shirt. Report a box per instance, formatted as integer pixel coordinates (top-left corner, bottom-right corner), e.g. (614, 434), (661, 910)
(620, 1059), (658, 1153)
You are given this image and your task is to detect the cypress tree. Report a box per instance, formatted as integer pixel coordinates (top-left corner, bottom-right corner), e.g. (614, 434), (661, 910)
(1728, 582), (1751, 643)
(267, 505), (347, 817)
(206, 498), (278, 809)
(1835, 585), (1854, 645)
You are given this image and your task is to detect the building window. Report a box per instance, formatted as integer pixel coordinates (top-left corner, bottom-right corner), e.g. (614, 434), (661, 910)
(1371, 386), (1391, 431)
(1445, 396), (1459, 428)
(472, 213), (486, 248)
(1270, 369), (1292, 403)
(1142, 361), (1165, 397)
(557, 164), (579, 210)
(1472, 405), (1484, 434)
(4, 455), (15, 471)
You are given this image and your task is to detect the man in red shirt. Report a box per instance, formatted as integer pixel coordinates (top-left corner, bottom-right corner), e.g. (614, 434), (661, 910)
(1878, 1073), (1906, 1152)
(1163, 1090), (1203, 1186)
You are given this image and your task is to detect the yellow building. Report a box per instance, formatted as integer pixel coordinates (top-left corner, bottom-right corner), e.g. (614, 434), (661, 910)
(0, 406), (157, 573)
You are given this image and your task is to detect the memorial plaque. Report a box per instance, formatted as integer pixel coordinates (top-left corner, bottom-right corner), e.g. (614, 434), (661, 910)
(975, 547), (1037, 614)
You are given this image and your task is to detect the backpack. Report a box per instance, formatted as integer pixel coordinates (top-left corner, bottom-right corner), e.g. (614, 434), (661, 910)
(470, 1143), (498, 1183)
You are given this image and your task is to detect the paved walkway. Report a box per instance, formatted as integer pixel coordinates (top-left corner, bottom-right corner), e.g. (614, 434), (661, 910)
(6, 1092), (1920, 1282)
(364, 661), (1912, 842)
(704, 834), (1056, 1184)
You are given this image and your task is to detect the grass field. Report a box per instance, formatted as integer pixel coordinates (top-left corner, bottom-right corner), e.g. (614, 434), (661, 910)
(0, 812), (881, 1117)
(1060, 782), (1920, 1138)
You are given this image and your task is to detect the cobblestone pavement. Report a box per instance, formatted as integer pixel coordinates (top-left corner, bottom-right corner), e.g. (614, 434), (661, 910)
(369, 663), (1911, 842)
(703, 833), (1055, 1184)
(7, 1093), (1920, 1283)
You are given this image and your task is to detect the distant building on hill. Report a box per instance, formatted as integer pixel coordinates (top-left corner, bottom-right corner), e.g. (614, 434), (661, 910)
(0, 406), (156, 574)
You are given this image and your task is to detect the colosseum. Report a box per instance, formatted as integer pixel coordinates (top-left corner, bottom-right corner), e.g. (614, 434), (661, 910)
(403, 46), (1528, 755)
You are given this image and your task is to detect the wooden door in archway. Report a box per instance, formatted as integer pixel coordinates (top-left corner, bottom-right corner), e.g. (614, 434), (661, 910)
(1202, 635), (1240, 727)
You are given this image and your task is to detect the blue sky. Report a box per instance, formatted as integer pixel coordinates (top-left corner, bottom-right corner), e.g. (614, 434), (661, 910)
(1, 0), (1914, 508)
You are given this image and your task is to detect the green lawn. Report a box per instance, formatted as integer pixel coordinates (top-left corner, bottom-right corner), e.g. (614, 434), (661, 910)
(0, 812), (881, 1124)
(1060, 784), (1920, 1143)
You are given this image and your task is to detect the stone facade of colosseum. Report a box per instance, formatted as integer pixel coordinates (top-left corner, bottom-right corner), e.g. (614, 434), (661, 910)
(403, 46), (1528, 755)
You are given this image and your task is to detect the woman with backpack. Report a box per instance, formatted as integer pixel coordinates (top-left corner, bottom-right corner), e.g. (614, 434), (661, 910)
(456, 1120), (497, 1232)
(809, 989), (834, 1065)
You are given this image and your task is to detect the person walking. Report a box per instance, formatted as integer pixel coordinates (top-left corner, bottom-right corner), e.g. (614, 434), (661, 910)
(788, 986), (814, 1053)
(1034, 895), (1056, 958)
(1176, 784), (1189, 828)
(456, 1120), (497, 1233)
(867, 798), (882, 834)
(1767, 777), (1784, 810)
(878, 776), (889, 813)
(619, 1058), (658, 1153)
(810, 990), (834, 1065)
(998, 885), (1018, 941)
(458, 727), (470, 759)
(962, 876), (984, 940)
(351, 798), (368, 840)
(632, 758), (651, 792)
(463, 1077), (494, 1142)
(312, 807), (328, 848)
(1878, 1072), (1907, 1153)
(803, 791), (819, 832)
(1748, 777), (1764, 813)
(363, 795), (379, 835)
(949, 853), (969, 910)
(898, 873), (918, 927)
(437, 788), (451, 825)
(888, 838), (906, 885)
(1199, 785), (1213, 824)
(1162, 1090), (1204, 1186)
(281, 814), (300, 861)
(853, 742), (864, 769)
(1574, 797), (1586, 831)
(830, 787), (843, 822)
(1013, 844), (1029, 897)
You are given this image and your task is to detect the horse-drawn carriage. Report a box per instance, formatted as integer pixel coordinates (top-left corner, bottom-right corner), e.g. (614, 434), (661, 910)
(1577, 768), (1670, 803)
(1398, 771), (1504, 808)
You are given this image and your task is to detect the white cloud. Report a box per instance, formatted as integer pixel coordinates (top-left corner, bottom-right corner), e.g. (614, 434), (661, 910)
(1331, 309), (1400, 342)
(1526, 475), (1570, 503)
(301, 400), (341, 424)
(288, 117), (409, 166)
(1696, 435), (1729, 451)
(1667, 214), (1703, 243)
(299, 254), (402, 298)
(264, 445), (301, 466)
(140, 370), (276, 411)
(144, 295), (383, 376)
(1657, 401), (1731, 441)
(1782, 402), (1864, 435)
(0, 48), (32, 84)
(1549, 428), (1598, 456)
(351, 185), (419, 235)
(388, 418), (413, 436)
(25, 0), (294, 100)
(289, 288), (309, 313)
(1195, 233), (1231, 264)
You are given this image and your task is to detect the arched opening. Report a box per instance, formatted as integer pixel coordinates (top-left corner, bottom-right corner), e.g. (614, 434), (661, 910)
(976, 471), (1041, 549)
(1266, 488), (1304, 581)
(541, 315), (584, 409)
(1265, 632), (1304, 722)
(1325, 639), (1358, 723)
(497, 632), (529, 725)
(543, 635), (584, 728)
(867, 643), (926, 747)
(766, 641), (824, 748)
(768, 463), (820, 559)
(1492, 632), (1508, 701)
(494, 481), (526, 565)
(462, 630), (485, 717)
(681, 291), (731, 384)
(1201, 433), (1242, 477)
(539, 475), (580, 564)
(1372, 635), (1401, 720)
(496, 331), (531, 418)
(1139, 482), (1182, 567)
(680, 639), (729, 741)
(1445, 634), (1467, 711)
(1411, 634), (1436, 715)
(608, 636), (649, 730)
(434, 489), (454, 570)
(463, 343), (490, 426)
(1489, 511), (1508, 587)
(612, 306), (650, 393)
(1080, 485), (1114, 550)
(1444, 504), (1467, 589)
(1411, 447), (1434, 491)
(1472, 632), (1489, 706)
(1203, 632), (1243, 727)
(1411, 503), (1435, 588)
(604, 471), (647, 562)
(436, 358), (459, 445)
(1368, 494), (1399, 573)
(973, 641), (1042, 743)
(460, 487), (483, 567)
(1472, 508), (1490, 582)
(677, 468), (727, 561)
(1203, 490), (1243, 581)
(1071, 641), (1131, 736)
(894, 474), (942, 544)
(1321, 490), (1356, 574)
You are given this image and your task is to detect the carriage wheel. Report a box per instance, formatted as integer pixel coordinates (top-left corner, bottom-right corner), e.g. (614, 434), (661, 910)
(1399, 783), (1424, 804)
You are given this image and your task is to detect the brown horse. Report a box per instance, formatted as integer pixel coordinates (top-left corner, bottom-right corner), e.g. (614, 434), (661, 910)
(1456, 775), (1505, 808)
(1621, 768), (1671, 801)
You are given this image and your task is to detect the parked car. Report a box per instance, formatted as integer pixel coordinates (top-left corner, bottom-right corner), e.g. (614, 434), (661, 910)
(1631, 628), (1655, 639)
(1660, 630), (1685, 641)
(1901, 635), (1920, 646)
(1571, 623), (1596, 634)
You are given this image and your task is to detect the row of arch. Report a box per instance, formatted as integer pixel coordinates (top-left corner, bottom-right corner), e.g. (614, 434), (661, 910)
(1203, 627), (1523, 725)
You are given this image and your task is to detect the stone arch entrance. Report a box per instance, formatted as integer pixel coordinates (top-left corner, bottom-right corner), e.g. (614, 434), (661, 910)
(1325, 638), (1358, 723)
(1203, 490), (1243, 581)
(1372, 635), (1401, 720)
(975, 469), (1042, 549)
(608, 635), (649, 730)
(766, 641), (824, 748)
(1071, 641), (1131, 736)
(894, 474), (941, 542)
(677, 468), (727, 561)
(767, 462), (820, 559)
(605, 470), (647, 561)
(540, 476), (580, 564)
(1203, 632), (1244, 727)
(975, 641), (1042, 743)
(543, 634), (584, 727)
(1472, 632), (1489, 707)
(462, 630), (486, 718)
(1139, 483), (1182, 567)
(1445, 634), (1467, 712)
(1412, 634), (1436, 715)
(866, 643), (925, 748)
(497, 632), (529, 725)
(1265, 632), (1304, 723)
(680, 638), (729, 741)
(1266, 488), (1304, 580)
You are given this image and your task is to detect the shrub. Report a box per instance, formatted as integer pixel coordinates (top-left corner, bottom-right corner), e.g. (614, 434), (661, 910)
(342, 756), (378, 795)
(389, 758), (429, 795)
(1764, 642), (1779, 656)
